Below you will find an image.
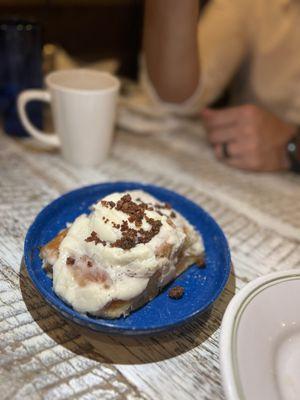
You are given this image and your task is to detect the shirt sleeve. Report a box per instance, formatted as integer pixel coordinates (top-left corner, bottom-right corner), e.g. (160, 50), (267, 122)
(141, 0), (250, 116)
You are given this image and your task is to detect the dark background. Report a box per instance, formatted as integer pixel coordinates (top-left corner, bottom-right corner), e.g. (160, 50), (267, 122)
(0, 0), (143, 79)
(0, 1), (211, 80)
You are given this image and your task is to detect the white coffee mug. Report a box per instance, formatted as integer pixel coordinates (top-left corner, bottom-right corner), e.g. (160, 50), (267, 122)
(17, 69), (120, 166)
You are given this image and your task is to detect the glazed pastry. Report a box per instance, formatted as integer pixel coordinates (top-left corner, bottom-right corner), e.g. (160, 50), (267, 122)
(40, 190), (203, 318)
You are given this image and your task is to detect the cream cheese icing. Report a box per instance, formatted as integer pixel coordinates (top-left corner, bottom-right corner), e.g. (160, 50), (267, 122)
(52, 190), (203, 315)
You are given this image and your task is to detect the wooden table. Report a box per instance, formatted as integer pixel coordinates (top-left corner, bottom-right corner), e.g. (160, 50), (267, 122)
(1, 122), (300, 400)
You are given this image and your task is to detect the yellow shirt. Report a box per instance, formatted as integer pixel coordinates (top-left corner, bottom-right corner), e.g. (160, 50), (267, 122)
(142, 0), (300, 124)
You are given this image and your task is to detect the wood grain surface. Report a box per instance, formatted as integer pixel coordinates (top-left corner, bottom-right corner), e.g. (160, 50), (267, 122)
(1, 122), (300, 400)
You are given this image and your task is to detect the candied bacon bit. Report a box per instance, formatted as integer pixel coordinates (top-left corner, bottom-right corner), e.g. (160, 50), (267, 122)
(85, 231), (106, 246)
(85, 231), (97, 242)
(154, 202), (171, 210)
(115, 194), (147, 226)
(168, 286), (185, 299)
(98, 194), (165, 250)
(126, 228), (138, 240)
(115, 194), (131, 211)
(121, 220), (129, 232)
(66, 257), (75, 266)
(111, 237), (136, 250)
(101, 200), (115, 209)
(111, 214), (162, 250)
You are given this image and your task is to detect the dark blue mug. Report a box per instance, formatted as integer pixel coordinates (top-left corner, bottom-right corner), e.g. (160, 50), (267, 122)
(0, 18), (43, 136)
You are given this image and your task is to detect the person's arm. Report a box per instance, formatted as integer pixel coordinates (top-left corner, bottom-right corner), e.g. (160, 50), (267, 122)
(143, 0), (249, 111)
(143, 0), (200, 103)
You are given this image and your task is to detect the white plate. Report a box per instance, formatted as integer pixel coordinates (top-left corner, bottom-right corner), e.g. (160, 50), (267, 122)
(220, 270), (300, 400)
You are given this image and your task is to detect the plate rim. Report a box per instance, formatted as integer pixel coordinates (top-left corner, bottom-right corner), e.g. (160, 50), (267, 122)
(24, 181), (231, 335)
(220, 268), (300, 400)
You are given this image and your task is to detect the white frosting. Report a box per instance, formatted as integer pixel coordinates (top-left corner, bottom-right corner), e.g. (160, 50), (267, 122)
(52, 190), (203, 315)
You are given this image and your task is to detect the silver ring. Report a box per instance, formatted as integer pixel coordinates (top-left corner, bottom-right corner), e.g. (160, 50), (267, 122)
(222, 142), (230, 159)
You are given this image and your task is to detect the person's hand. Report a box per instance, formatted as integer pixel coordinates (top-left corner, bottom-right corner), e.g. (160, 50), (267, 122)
(201, 105), (297, 171)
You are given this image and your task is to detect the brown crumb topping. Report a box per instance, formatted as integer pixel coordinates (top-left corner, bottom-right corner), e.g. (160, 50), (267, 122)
(85, 231), (107, 246)
(111, 217), (162, 250)
(66, 257), (75, 266)
(108, 194), (163, 250)
(115, 194), (148, 227)
(168, 286), (185, 299)
(137, 216), (162, 244)
(101, 200), (115, 209)
(155, 202), (171, 210)
(111, 237), (136, 250)
(86, 194), (174, 251)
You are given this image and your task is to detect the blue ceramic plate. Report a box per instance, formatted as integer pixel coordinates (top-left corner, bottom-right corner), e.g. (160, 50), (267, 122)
(24, 182), (231, 335)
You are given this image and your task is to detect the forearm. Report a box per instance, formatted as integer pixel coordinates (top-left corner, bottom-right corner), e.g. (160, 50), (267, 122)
(143, 0), (199, 103)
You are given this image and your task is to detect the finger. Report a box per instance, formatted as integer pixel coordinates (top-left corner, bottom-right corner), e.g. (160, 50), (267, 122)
(214, 141), (244, 160)
(201, 107), (240, 129)
(207, 127), (240, 145)
(225, 155), (262, 171)
(214, 144), (223, 160)
(225, 157), (249, 170)
(214, 140), (264, 171)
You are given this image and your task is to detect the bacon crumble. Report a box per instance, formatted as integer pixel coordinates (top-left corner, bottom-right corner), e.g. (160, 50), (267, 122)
(104, 194), (163, 250)
(155, 202), (171, 210)
(101, 200), (115, 209)
(168, 286), (185, 299)
(66, 257), (75, 266)
(115, 194), (147, 227)
(85, 231), (107, 246)
(90, 194), (168, 250)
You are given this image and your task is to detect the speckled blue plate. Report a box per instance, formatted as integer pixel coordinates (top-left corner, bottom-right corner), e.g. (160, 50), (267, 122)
(24, 182), (231, 335)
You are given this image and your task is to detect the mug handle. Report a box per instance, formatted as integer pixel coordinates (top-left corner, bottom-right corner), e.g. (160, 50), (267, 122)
(17, 89), (60, 147)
